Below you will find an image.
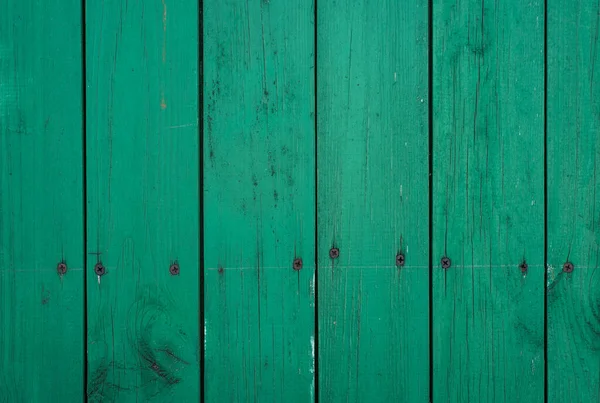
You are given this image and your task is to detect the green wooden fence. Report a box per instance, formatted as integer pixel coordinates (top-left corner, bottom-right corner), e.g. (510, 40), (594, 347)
(1, 0), (599, 402)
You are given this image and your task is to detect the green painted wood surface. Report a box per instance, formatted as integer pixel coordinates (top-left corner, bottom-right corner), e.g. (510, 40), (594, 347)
(547, 1), (600, 401)
(3, 2), (600, 401)
(432, 1), (545, 402)
(317, 1), (429, 401)
(0, 1), (84, 401)
(203, 1), (315, 401)
(85, 1), (200, 401)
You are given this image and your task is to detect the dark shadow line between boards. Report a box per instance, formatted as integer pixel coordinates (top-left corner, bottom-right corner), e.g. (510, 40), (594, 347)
(313, 0), (320, 401)
(543, 0), (549, 401)
(428, 0), (434, 401)
(81, 0), (89, 400)
(199, 0), (205, 402)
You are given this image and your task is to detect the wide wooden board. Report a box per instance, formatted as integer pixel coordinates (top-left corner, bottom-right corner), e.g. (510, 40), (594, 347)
(0, 1), (84, 401)
(203, 0), (316, 401)
(547, 1), (600, 401)
(317, 1), (430, 401)
(432, 1), (545, 401)
(85, 1), (200, 401)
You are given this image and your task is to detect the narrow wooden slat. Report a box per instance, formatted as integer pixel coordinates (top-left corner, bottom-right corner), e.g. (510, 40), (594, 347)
(85, 1), (200, 401)
(0, 1), (84, 401)
(432, 1), (545, 401)
(317, 1), (429, 401)
(203, 1), (315, 401)
(547, 1), (600, 401)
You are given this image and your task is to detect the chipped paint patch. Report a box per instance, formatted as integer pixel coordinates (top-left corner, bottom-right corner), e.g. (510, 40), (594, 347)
(204, 319), (207, 351)
(310, 336), (315, 401)
(547, 264), (556, 286)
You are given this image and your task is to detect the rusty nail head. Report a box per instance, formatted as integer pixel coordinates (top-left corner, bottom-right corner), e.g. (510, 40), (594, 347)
(520, 261), (528, 273)
(563, 262), (574, 273)
(94, 263), (106, 276)
(57, 262), (67, 275)
(170, 263), (180, 276)
(293, 258), (303, 270)
(441, 257), (451, 269)
(329, 247), (340, 259)
(396, 253), (405, 267)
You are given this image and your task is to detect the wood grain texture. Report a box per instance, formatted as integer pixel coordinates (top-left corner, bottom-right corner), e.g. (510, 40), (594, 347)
(203, 0), (315, 401)
(85, 1), (200, 401)
(432, 1), (545, 401)
(317, 1), (429, 401)
(0, 1), (84, 401)
(547, 1), (600, 401)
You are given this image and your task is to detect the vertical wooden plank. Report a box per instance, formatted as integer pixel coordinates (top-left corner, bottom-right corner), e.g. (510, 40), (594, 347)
(203, 1), (315, 401)
(86, 1), (199, 401)
(432, 1), (545, 402)
(548, 1), (600, 401)
(0, 1), (83, 401)
(317, 1), (429, 401)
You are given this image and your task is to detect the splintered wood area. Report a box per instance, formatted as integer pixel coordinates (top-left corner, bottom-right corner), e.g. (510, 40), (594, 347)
(0, 0), (599, 402)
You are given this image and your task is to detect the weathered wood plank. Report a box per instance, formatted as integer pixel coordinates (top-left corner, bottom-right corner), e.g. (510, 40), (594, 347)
(432, 1), (545, 401)
(547, 1), (600, 401)
(0, 1), (84, 401)
(317, 1), (429, 401)
(85, 1), (200, 401)
(203, 1), (315, 401)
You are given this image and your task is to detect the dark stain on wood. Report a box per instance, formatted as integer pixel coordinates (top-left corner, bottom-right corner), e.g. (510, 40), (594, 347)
(41, 287), (50, 305)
